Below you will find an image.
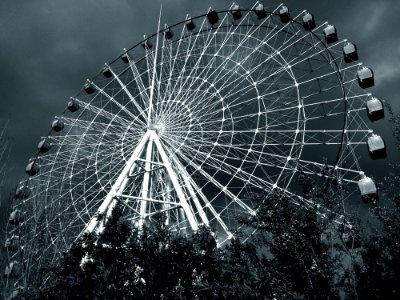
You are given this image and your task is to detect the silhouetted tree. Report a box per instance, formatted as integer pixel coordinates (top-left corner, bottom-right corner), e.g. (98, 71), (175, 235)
(18, 168), (400, 299)
(354, 169), (400, 299)
(238, 189), (339, 299)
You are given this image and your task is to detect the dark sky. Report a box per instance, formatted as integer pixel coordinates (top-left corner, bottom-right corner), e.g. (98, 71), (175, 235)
(0, 0), (399, 199)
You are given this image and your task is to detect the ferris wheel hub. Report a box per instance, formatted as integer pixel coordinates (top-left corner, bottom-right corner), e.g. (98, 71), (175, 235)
(148, 123), (165, 135)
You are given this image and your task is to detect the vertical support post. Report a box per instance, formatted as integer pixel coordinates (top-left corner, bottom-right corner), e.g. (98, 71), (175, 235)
(164, 177), (172, 226)
(138, 136), (154, 228)
(151, 131), (199, 231)
(178, 207), (187, 233)
(84, 131), (151, 233)
(170, 155), (209, 226)
(147, 5), (163, 126)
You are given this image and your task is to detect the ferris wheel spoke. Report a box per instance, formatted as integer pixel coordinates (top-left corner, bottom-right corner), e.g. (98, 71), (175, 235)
(301, 62), (361, 91)
(168, 17), (212, 98)
(257, 95), (348, 117)
(72, 98), (132, 127)
(32, 145), (132, 214)
(166, 11), (246, 112)
(146, 16), (165, 126)
(145, 49), (158, 93)
(219, 29), (338, 102)
(176, 165), (233, 238)
(257, 62), (355, 99)
(120, 53), (151, 109)
(158, 20), (200, 118)
(47, 132), (123, 140)
(58, 117), (128, 134)
(39, 140), (121, 162)
(159, 27), (187, 107)
(42, 134), (125, 166)
(195, 137), (362, 184)
(149, 131), (199, 230)
(176, 55), (257, 111)
(88, 81), (147, 127)
(168, 134), (308, 186)
(173, 154), (298, 229)
(208, 51), (270, 99)
(277, 40), (346, 79)
(173, 148), (256, 216)
(178, 7), (291, 104)
(189, 68), (268, 114)
(184, 146), (280, 186)
(152, 41), (168, 123)
(169, 155), (210, 226)
(243, 41), (341, 93)
(178, 147), (301, 205)
(178, 14), (309, 106)
(103, 64), (149, 121)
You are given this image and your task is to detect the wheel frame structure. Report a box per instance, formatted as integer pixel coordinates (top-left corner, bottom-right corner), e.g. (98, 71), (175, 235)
(5, 2), (383, 292)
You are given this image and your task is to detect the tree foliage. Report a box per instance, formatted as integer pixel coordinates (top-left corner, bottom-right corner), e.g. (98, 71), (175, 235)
(16, 170), (400, 299)
(353, 169), (400, 299)
(21, 183), (341, 299)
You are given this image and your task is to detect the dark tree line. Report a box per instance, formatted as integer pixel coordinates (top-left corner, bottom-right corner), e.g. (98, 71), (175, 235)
(15, 170), (399, 300)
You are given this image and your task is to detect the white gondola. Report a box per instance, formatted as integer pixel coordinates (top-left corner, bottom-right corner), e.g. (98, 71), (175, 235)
(343, 42), (358, 63)
(141, 39), (152, 50)
(37, 138), (51, 153)
(366, 97), (384, 121)
(341, 231), (361, 248)
(323, 24), (338, 44)
(164, 27), (174, 40)
(52, 119), (64, 132)
(15, 184), (31, 199)
(4, 261), (22, 278)
(102, 64), (112, 78)
(341, 232), (350, 243)
(230, 4), (242, 20)
(254, 3), (267, 19)
(207, 9), (219, 25)
(121, 49), (131, 64)
(8, 287), (25, 300)
(302, 12), (316, 30)
(279, 6), (290, 23)
(185, 18), (195, 31)
(358, 176), (378, 202)
(25, 161), (39, 176)
(4, 235), (20, 250)
(367, 134), (386, 159)
(8, 209), (22, 225)
(357, 67), (374, 89)
(67, 97), (80, 112)
(83, 80), (95, 94)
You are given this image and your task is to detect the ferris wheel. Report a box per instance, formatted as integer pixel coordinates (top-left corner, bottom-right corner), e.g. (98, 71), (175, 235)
(5, 2), (385, 289)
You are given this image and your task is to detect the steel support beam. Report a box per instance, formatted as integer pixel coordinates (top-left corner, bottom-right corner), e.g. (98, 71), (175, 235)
(85, 130), (151, 233)
(151, 131), (199, 231)
(138, 136), (154, 228)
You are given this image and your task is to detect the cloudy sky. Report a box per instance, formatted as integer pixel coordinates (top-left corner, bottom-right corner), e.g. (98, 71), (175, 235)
(0, 0), (399, 195)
